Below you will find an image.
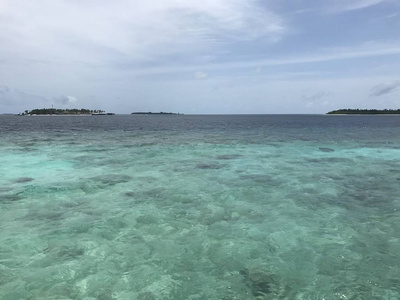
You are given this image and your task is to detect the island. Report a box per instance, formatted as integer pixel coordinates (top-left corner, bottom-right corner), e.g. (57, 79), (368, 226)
(19, 108), (114, 115)
(327, 109), (400, 115)
(131, 112), (182, 115)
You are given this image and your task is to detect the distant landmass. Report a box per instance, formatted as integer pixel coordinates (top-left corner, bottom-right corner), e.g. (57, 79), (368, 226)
(19, 108), (113, 115)
(131, 112), (182, 115)
(327, 109), (400, 115)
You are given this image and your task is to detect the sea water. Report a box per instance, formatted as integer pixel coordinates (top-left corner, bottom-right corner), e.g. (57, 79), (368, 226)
(0, 114), (399, 299)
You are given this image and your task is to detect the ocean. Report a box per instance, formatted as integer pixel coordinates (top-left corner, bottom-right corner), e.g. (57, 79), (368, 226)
(1, 114), (399, 299)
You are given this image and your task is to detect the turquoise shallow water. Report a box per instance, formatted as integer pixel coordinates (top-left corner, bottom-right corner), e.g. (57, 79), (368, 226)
(1, 115), (400, 299)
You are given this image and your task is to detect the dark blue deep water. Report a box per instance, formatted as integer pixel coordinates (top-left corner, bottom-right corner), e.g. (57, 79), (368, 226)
(1, 114), (400, 299)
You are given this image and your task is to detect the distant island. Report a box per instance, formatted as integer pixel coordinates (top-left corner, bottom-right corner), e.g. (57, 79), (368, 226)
(131, 112), (182, 115)
(327, 109), (400, 115)
(19, 108), (114, 115)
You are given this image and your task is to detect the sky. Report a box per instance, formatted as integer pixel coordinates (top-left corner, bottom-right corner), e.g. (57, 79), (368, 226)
(0, 0), (400, 114)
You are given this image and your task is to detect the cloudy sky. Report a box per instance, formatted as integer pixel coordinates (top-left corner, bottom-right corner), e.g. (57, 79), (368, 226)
(1, 0), (400, 114)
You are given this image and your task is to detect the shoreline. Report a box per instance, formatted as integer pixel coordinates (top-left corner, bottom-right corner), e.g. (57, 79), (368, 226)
(17, 114), (93, 116)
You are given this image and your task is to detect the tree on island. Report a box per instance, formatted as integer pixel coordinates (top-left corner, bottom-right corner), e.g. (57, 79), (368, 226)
(130, 111), (181, 115)
(25, 108), (104, 115)
(327, 109), (400, 115)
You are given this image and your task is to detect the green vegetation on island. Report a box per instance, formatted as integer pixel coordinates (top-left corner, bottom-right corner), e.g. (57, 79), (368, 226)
(327, 109), (400, 115)
(131, 112), (182, 115)
(22, 108), (105, 115)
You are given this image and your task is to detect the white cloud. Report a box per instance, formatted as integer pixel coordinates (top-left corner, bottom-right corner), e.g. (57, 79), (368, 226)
(370, 80), (400, 96)
(302, 92), (330, 108)
(194, 71), (208, 79)
(301, 92), (329, 102)
(324, 0), (387, 13)
(54, 95), (78, 105)
(0, 0), (285, 66)
(341, 0), (385, 11)
(381, 13), (399, 19)
(0, 86), (47, 108)
(243, 42), (400, 69)
(0, 86), (10, 96)
(123, 41), (400, 76)
(322, 101), (332, 107)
